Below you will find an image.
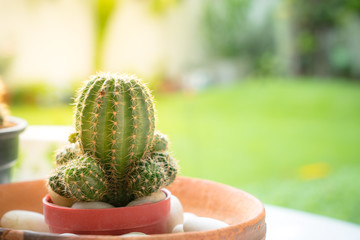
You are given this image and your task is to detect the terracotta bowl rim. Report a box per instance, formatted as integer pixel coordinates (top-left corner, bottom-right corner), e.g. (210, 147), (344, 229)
(180, 177), (266, 227)
(0, 176), (266, 239)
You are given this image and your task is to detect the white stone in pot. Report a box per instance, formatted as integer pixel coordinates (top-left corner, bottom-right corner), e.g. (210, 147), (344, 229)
(172, 224), (184, 233)
(183, 217), (229, 232)
(0, 210), (50, 233)
(184, 212), (198, 222)
(72, 201), (115, 209)
(166, 195), (184, 233)
(60, 233), (78, 236)
(126, 190), (166, 207)
(120, 232), (148, 237)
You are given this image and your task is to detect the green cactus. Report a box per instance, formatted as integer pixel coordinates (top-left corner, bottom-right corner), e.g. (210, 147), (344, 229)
(47, 73), (178, 206)
(127, 151), (178, 198)
(48, 165), (71, 198)
(74, 73), (155, 162)
(49, 156), (107, 201)
(55, 143), (81, 166)
(151, 151), (178, 185)
(64, 155), (107, 201)
(151, 131), (169, 152)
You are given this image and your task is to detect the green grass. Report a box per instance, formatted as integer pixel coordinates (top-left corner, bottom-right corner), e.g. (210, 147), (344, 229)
(10, 79), (360, 224)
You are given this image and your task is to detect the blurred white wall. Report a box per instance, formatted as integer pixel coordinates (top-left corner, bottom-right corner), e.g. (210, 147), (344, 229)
(104, 0), (205, 78)
(0, 0), (94, 86)
(0, 0), (205, 86)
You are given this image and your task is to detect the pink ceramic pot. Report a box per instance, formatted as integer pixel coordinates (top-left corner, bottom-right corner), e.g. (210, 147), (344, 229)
(43, 189), (171, 235)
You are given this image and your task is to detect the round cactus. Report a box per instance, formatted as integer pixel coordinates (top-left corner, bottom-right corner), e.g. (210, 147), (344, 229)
(151, 151), (178, 185)
(126, 155), (167, 198)
(64, 156), (107, 201)
(48, 165), (71, 198)
(151, 131), (169, 152)
(126, 151), (177, 198)
(55, 143), (81, 166)
(47, 73), (178, 206)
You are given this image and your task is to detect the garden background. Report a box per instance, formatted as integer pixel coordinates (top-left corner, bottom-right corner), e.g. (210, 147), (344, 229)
(0, 0), (359, 224)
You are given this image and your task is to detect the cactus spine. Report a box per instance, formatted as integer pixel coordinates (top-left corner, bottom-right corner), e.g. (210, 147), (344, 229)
(48, 73), (178, 206)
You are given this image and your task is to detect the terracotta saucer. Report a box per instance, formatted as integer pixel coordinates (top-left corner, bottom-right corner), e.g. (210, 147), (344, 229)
(0, 176), (266, 239)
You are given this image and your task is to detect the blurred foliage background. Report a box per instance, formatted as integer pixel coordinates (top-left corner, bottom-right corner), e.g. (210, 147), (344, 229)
(0, 0), (359, 224)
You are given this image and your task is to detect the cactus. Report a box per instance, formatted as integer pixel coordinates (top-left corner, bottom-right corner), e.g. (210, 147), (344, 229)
(49, 155), (107, 201)
(151, 131), (169, 152)
(150, 151), (178, 185)
(126, 151), (178, 198)
(74, 73), (155, 165)
(47, 73), (178, 206)
(55, 143), (80, 166)
(48, 165), (71, 198)
(64, 155), (108, 201)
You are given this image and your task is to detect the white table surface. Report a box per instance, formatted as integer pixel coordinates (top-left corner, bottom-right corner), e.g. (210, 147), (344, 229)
(265, 205), (360, 240)
(17, 126), (360, 239)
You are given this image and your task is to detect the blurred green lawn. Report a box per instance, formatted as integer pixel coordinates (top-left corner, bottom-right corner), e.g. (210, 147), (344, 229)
(11, 79), (360, 224)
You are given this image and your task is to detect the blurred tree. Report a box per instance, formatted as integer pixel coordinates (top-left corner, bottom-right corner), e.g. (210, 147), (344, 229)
(202, 0), (278, 76)
(291, 0), (360, 78)
(203, 0), (250, 58)
(202, 0), (360, 79)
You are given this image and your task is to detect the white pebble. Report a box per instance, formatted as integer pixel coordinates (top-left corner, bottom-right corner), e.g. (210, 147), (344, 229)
(126, 191), (166, 207)
(60, 233), (78, 236)
(166, 195), (184, 233)
(0, 210), (50, 233)
(120, 232), (148, 237)
(184, 212), (198, 222)
(183, 217), (229, 232)
(71, 201), (115, 209)
(172, 224), (184, 233)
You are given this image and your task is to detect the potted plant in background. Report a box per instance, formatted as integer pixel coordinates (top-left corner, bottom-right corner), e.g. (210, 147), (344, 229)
(0, 79), (27, 184)
(43, 73), (178, 235)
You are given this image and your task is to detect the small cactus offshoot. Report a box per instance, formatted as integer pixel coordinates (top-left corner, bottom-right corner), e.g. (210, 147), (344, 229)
(47, 73), (178, 206)
(127, 151), (178, 199)
(151, 131), (169, 152)
(63, 155), (108, 201)
(55, 143), (80, 166)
